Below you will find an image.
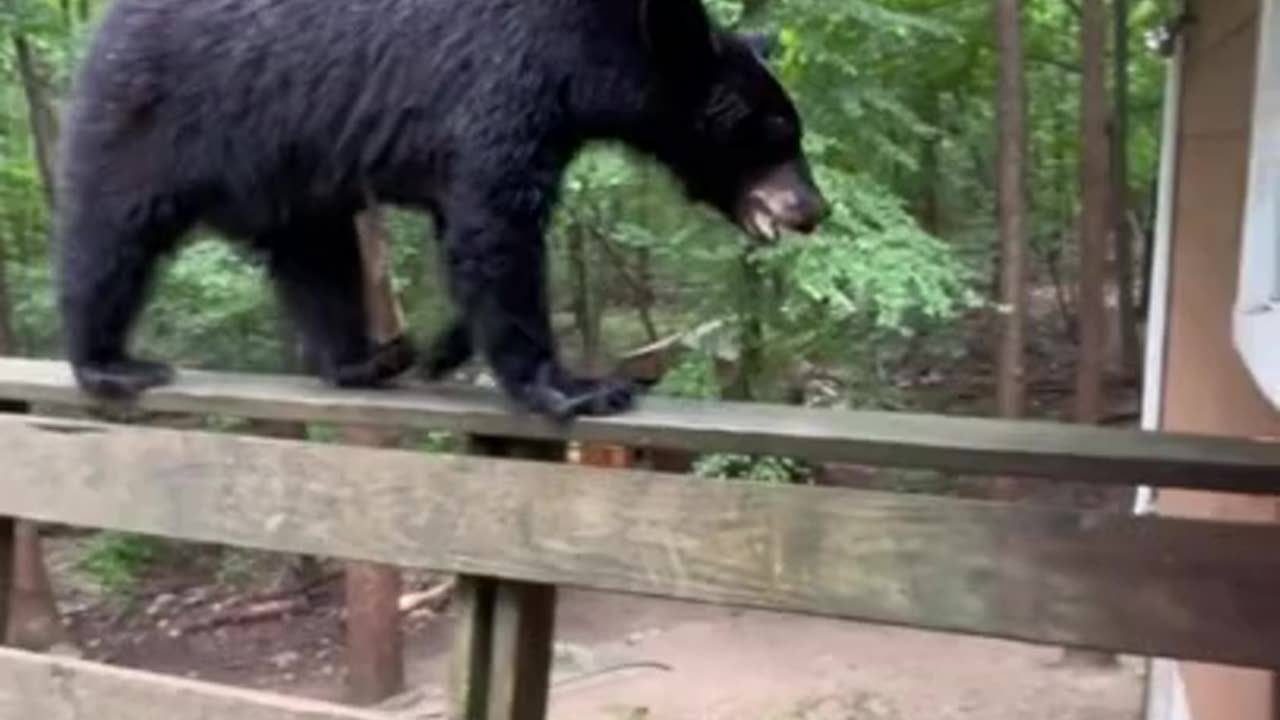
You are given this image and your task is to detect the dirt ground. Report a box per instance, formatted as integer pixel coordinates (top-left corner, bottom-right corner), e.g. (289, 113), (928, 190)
(383, 591), (1146, 720)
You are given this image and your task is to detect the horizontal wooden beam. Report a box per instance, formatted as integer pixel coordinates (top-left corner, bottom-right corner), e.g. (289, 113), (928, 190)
(0, 358), (1277, 493)
(2, 414), (1280, 669)
(0, 647), (385, 720)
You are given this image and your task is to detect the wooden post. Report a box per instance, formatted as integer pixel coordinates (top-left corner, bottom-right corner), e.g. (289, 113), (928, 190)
(0, 401), (24, 648)
(343, 543), (404, 704)
(0, 400), (71, 654)
(486, 580), (556, 720)
(0, 516), (12, 650)
(343, 206), (409, 705)
(448, 436), (561, 720)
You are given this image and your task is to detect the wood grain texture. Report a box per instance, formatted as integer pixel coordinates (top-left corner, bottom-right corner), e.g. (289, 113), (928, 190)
(0, 357), (1277, 493)
(0, 647), (386, 720)
(446, 578), (496, 720)
(465, 437), (560, 720)
(2, 415), (1280, 668)
(484, 582), (555, 720)
(0, 518), (12, 648)
(343, 560), (404, 706)
(338, 424), (406, 706)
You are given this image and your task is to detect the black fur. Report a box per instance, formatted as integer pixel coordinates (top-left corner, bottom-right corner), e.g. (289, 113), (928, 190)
(56, 0), (814, 418)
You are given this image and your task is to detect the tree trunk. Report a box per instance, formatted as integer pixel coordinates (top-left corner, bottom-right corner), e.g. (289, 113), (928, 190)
(727, 0), (772, 403)
(917, 92), (943, 237)
(0, 234), (14, 357)
(1074, 0), (1109, 426)
(992, 0), (1029, 500)
(13, 35), (60, 210)
(728, 255), (766, 402)
(1062, 0), (1118, 669)
(566, 222), (601, 370)
(10, 33), (77, 656)
(343, 209), (408, 705)
(1111, 0), (1140, 381)
(6, 523), (73, 654)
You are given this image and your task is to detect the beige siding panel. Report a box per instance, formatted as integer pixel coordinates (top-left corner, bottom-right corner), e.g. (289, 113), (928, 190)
(1160, 0), (1280, 718)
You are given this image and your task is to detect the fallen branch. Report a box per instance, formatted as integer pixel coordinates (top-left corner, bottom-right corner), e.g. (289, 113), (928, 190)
(179, 597), (309, 635)
(398, 578), (457, 615)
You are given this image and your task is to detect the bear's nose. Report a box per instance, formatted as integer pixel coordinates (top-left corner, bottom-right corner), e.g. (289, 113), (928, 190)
(786, 191), (827, 234)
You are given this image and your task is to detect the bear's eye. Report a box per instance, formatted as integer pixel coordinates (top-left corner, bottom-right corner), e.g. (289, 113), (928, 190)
(762, 115), (795, 143)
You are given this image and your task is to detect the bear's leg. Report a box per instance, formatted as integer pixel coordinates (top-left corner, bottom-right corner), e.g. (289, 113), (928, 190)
(266, 215), (409, 388)
(59, 208), (182, 399)
(442, 211), (635, 419)
(420, 317), (473, 380)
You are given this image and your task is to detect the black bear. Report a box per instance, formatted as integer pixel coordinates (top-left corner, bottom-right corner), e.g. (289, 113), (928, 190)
(56, 0), (827, 420)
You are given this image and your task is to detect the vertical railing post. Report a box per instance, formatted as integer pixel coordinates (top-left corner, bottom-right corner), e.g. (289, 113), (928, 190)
(0, 400), (26, 647)
(447, 436), (561, 720)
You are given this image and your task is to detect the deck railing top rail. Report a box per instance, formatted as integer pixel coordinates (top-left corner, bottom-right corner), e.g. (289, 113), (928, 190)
(0, 357), (1277, 493)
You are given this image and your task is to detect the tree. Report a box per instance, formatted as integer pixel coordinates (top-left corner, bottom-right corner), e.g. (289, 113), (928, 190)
(0, 236), (13, 357)
(5, 31), (76, 656)
(992, 0), (1028, 499)
(1111, 0), (1140, 379)
(1074, 0), (1108, 427)
(1061, 0), (1118, 669)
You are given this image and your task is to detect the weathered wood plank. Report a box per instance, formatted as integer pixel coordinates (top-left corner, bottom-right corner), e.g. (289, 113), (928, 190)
(0, 357), (1276, 493)
(0, 518), (12, 648)
(485, 582), (556, 720)
(344, 560), (404, 706)
(0, 647), (386, 720)
(2, 414), (1280, 669)
(446, 577), (496, 720)
(339, 425), (407, 706)
(462, 436), (561, 720)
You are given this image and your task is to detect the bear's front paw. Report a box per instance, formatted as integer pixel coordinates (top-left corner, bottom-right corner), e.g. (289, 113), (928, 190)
(514, 364), (637, 420)
(73, 357), (176, 399)
(371, 334), (418, 381)
(329, 335), (418, 388)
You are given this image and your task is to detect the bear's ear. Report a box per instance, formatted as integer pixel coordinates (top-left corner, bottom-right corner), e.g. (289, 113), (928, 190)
(639, 0), (717, 69)
(740, 30), (779, 60)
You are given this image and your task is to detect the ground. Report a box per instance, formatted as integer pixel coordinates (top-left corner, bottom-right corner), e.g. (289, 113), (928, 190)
(45, 507), (1144, 720)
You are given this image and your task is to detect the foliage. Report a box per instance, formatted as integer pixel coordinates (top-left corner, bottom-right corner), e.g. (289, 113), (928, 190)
(693, 452), (814, 484)
(78, 532), (173, 596)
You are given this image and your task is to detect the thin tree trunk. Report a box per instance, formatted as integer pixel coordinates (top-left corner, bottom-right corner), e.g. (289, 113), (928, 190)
(992, 0), (1029, 500)
(726, 252), (769, 403)
(633, 247), (660, 344)
(728, 0), (772, 403)
(566, 222), (601, 370)
(917, 92), (943, 237)
(1062, 0), (1118, 669)
(1074, 0), (1109, 426)
(10, 33), (76, 656)
(13, 35), (59, 210)
(1111, 0), (1140, 380)
(0, 234), (14, 357)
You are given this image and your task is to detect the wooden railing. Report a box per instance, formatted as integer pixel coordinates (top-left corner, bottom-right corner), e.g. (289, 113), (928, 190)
(0, 356), (1277, 719)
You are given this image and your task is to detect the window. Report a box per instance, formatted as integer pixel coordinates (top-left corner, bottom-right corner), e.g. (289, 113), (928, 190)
(1235, 0), (1280, 407)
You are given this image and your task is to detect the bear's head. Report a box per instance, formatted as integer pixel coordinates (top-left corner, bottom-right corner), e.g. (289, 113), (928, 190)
(640, 0), (828, 242)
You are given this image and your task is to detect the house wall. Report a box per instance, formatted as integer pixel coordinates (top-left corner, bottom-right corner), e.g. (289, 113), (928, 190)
(1157, 0), (1280, 717)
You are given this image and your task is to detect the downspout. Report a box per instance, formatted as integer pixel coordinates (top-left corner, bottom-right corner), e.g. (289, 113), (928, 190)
(1138, 15), (1191, 720)
(1134, 18), (1185, 516)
